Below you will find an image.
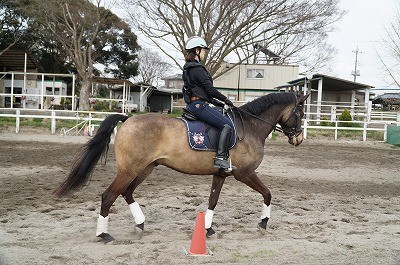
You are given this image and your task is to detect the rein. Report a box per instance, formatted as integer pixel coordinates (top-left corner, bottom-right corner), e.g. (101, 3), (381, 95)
(230, 106), (284, 141)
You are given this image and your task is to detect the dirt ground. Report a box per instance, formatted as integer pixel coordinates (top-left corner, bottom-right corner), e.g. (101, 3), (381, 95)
(0, 129), (399, 265)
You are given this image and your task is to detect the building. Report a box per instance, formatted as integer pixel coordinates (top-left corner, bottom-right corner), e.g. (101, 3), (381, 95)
(213, 63), (299, 102)
(92, 77), (173, 113)
(0, 51), (171, 113)
(372, 93), (400, 110)
(277, 74), (374, 120)
(0, 50), (75, 110)
(160, 63), (299, 104)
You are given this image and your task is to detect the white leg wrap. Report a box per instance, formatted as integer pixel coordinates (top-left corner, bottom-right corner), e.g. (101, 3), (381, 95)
(205, 209), (214, 229)
(96, 215), (109, 236)
(261, 204), (271, 219)
(129, 202), (145, 224)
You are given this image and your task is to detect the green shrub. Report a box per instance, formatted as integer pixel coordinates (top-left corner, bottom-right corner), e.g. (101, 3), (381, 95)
(320, 116), (334, 126)
(338, 109), (360, 127)
(93, 101), (110, 111)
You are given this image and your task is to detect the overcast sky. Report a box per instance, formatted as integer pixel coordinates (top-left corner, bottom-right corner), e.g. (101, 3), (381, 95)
(327, 0), (399, 89)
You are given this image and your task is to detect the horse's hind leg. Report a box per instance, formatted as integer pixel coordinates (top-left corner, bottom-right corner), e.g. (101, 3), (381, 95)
(96, 172), (138, 243)
(121, 164), (155, 231)
(235, 171), (272, 232)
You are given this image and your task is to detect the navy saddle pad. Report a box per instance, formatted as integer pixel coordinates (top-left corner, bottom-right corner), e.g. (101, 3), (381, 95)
(180, 108), (237, 151)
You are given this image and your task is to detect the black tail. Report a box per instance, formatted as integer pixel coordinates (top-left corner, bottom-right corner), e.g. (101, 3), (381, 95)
(55, 114), (129, 197)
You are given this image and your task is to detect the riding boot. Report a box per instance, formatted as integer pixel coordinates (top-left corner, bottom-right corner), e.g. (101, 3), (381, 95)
(214, 124), (235, 170)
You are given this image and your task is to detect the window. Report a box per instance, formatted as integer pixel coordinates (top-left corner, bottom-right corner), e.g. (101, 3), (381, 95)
(247, 69), (264, 79)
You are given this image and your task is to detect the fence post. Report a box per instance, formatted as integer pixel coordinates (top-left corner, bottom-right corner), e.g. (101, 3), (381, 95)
(334, 121), (338, 140)
(363, 122), (367, 141)
(16, 109), (20, 133)
(331, 106), (336, 122)
(88, 112), (92, 136)
(397, 113), (400, 126)
(51, 110), (56, 135)
(303, 119), (308, 139)
(384, 123), (387, 142)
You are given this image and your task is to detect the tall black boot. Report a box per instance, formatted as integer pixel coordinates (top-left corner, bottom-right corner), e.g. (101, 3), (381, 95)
(214, 124), (234, 170)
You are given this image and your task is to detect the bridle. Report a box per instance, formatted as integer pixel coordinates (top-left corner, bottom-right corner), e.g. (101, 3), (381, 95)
(231, 100), (304, 140)
(278, 102), (304, 139)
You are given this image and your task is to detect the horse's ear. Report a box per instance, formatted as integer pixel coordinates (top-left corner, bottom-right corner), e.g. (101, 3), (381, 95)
(298, 93), (310, 103)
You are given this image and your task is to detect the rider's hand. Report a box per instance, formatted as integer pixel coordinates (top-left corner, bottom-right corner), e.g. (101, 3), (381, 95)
(225, 99), (234, 107)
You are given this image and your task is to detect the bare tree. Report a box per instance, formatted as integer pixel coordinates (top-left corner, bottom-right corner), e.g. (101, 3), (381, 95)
(121, 0), (344, 77)
(135, 49), (172, 86)
(379, 9), (400, 87)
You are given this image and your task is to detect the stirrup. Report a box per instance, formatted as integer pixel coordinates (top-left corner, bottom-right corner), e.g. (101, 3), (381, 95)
(213, 157), (237, 172)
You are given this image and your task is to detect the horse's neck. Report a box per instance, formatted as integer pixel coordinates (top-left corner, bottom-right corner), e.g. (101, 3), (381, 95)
(243, 105), (284, 142)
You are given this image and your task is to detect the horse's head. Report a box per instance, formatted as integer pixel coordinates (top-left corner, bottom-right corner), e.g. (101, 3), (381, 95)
(279, 94), (309, 146)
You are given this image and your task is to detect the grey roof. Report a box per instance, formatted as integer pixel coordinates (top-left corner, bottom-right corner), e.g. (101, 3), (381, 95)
(277, 73), (374, 91)
(372, 93), (400, 104)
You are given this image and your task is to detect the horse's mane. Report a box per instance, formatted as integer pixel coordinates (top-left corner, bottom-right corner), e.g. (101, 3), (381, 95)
(239, 92), (296, 115)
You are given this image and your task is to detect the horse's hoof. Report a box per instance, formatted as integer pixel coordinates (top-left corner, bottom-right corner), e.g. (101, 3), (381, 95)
(136, 222), (144, 231)
(97, 233), (115, 243)
(206, 227), (215, 238)
(258, 217), (269, 230)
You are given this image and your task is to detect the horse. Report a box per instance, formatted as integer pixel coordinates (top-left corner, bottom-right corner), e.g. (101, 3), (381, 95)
(55, 92), (309, 243)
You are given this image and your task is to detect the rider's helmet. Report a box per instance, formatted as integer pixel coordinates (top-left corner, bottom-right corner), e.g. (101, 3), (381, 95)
(185, 36), (210, 51)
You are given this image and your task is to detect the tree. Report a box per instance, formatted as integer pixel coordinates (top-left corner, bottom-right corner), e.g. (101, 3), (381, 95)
(121, 0), (344, 77)
(16, 0), (139, 110)
(0, 1), (32, 55)
(135, 49), (172, 85)
(379, 9), (400, 87)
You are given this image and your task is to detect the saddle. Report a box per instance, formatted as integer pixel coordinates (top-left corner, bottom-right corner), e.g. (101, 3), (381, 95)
(181, 107), (237, 151)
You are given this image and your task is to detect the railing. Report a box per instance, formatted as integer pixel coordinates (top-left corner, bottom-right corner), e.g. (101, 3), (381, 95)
(0, 108), (124, 136)
(303, 103), (400, 141)
(1, 104), (399, 141)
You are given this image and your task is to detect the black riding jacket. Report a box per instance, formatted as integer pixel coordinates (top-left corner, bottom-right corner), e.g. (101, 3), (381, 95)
(182, 61), (227, 104)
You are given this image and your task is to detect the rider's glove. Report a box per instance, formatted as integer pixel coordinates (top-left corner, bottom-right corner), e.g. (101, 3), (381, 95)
(225, 99), (234, 107)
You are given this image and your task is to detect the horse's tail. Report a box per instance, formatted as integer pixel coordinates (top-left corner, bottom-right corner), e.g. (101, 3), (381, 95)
(54, 114), (129, 197)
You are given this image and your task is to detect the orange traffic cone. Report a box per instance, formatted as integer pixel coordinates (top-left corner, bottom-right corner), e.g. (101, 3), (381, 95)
(184, 211), (212, 256)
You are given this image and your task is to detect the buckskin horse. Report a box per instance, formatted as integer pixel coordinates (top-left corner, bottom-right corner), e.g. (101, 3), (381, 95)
(55, 92), (309, 243)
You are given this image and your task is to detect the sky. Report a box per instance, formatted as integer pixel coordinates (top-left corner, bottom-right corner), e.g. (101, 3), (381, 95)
(327, 0), (399, 90)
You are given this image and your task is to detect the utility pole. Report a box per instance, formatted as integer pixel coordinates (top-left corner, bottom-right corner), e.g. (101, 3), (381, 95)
(351, 47), (361, 82)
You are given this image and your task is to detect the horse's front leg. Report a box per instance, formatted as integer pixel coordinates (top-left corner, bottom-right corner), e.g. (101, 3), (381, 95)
(234, 171), (271, 232)
(205, 175), (226, 237)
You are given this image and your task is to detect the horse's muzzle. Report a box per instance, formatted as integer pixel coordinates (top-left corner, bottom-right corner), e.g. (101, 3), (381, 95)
(288, 131), (304, 146)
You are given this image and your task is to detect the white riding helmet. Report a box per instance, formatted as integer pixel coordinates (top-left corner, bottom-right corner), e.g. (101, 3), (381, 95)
(185, 36), (210, 50)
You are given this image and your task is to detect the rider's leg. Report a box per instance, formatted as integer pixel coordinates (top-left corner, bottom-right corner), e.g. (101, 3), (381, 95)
(213, 124), (232, 169)
(187, 100), (235, 170)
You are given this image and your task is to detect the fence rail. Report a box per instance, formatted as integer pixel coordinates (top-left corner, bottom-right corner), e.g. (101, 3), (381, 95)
(0, 108), (123, 136)
(0, 105), (399, 141)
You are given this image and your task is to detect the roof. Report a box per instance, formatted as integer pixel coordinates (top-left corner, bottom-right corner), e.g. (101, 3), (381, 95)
(162, 74), (182, 80)
(277, 73), (374, 91)
(0, 50), (44, 72)
(92, 76), (135, 86)
(372, 93), (400, 104)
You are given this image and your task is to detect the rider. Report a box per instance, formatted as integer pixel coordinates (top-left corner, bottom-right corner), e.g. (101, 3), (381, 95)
(182, 36), (235, 170)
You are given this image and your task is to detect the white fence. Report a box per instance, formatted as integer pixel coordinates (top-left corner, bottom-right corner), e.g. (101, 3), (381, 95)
(0, 108), (124, 136)
(303, 103), (400, 141)
(0, 103), (399, 141)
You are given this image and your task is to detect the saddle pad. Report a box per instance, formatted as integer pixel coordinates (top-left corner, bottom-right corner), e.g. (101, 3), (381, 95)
(181, 118), (237, 151)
